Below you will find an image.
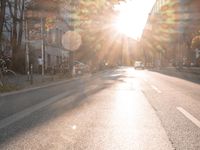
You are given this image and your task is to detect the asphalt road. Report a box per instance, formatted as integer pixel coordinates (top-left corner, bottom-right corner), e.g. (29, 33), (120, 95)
(0, 67), (200, 150)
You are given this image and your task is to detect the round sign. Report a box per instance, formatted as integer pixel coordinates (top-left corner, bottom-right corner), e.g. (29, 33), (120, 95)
(62, 31), (82, 51)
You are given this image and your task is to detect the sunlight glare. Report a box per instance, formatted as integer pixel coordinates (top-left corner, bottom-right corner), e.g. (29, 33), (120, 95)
(72, 125), (77, 130)
(115, 91), (136, 118)
(114, 0), (156, 39)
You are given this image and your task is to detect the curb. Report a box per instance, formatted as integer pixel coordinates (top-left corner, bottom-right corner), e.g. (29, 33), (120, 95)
(0, 74), (90, 97)
(0, 69), (109, 97)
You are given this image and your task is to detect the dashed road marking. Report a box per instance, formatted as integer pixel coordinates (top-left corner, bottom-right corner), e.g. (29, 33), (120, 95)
(177, 107), (200, 129)
(151, 85), (162, 93)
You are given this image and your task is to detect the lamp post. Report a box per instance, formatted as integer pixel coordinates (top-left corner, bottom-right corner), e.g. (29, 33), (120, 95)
(25, 17), (30, 80)
(40, 16), (45, 76)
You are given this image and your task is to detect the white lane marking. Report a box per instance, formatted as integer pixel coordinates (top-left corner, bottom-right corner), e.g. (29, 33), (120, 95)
(151, 85), (162, 93)
(177, 107), (200, 129)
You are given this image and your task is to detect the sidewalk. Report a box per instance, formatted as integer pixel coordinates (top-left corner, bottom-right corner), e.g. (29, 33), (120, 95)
(180, 66), (200, 75)
(150, 66), (200, 74)
(162, 66), (200, 75)
(0, 73), (72, 93)
(149, 66), (200, 82)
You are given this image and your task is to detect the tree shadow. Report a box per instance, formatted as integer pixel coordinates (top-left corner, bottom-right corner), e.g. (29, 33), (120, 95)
(0, 69), (124, 145)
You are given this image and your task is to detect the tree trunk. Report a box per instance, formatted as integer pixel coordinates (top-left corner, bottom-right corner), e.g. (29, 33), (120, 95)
(17, 0), (25, 47)
(0, 0), (6, 52)
(7, 0), (26, 73)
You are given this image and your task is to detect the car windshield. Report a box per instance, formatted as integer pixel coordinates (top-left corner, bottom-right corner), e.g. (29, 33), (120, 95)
(1, 0), (200, 149)
(135, 61), (142, 65)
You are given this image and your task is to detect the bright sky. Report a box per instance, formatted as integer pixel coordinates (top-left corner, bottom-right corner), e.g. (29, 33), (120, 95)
(114, 0), (156, 40)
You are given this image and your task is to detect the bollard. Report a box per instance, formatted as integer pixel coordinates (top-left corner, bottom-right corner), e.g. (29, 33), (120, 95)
(30, 64), (33, 84)
(27, 71), (30, 81)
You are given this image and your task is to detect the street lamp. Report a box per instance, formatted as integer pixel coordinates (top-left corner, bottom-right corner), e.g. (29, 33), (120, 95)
(40, 16), (45, 76)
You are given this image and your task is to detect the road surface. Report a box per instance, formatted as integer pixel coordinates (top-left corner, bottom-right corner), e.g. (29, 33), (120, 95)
(0, 67), (200, 150)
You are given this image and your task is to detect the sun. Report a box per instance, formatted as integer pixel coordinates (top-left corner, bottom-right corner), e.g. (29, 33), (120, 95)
(114, 12), (142, 39)
(113, 0), (156, 40)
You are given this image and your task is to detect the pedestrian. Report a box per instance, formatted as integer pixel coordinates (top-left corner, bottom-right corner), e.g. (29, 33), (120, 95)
(37, 56), (43, 74)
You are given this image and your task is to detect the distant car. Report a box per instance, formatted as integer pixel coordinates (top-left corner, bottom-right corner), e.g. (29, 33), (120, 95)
(134, 61), (144, 69)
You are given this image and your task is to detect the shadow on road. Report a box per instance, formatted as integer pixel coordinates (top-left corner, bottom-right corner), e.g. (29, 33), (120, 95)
(0, 69), (126, 145)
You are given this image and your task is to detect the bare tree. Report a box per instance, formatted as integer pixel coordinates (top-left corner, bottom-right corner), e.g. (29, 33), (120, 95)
(0, 0), (7, 52)
(3, 0), (28, 72)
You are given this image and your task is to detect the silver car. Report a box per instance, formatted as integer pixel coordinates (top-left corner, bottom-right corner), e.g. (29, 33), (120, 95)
(134, 61), (144, 69)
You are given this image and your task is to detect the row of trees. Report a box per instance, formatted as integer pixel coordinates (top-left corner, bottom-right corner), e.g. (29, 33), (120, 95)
(72, 0), (126, 67)
(0, 0), (124, 72)
(0, 0), (29, 72)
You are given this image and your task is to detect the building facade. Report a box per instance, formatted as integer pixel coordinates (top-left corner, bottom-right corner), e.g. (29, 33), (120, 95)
(26, 0), (70, 74)
(142, 0), (200, 67)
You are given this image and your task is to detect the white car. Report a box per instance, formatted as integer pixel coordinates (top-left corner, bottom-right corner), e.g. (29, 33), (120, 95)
(134, 61), (144, 69)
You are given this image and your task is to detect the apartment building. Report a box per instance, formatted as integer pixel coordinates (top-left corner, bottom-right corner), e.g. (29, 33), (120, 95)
(142, 0), (200, 66)
(26, 0), (70, 73)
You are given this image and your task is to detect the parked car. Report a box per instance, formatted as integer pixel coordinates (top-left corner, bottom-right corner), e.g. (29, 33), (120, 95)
(134, 61), (144, 69)
(73, 61), (90, 75)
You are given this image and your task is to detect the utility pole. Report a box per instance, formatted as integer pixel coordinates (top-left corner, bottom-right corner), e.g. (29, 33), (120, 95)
(41, 17), (45, 76)
(25, 18), (30, 79)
